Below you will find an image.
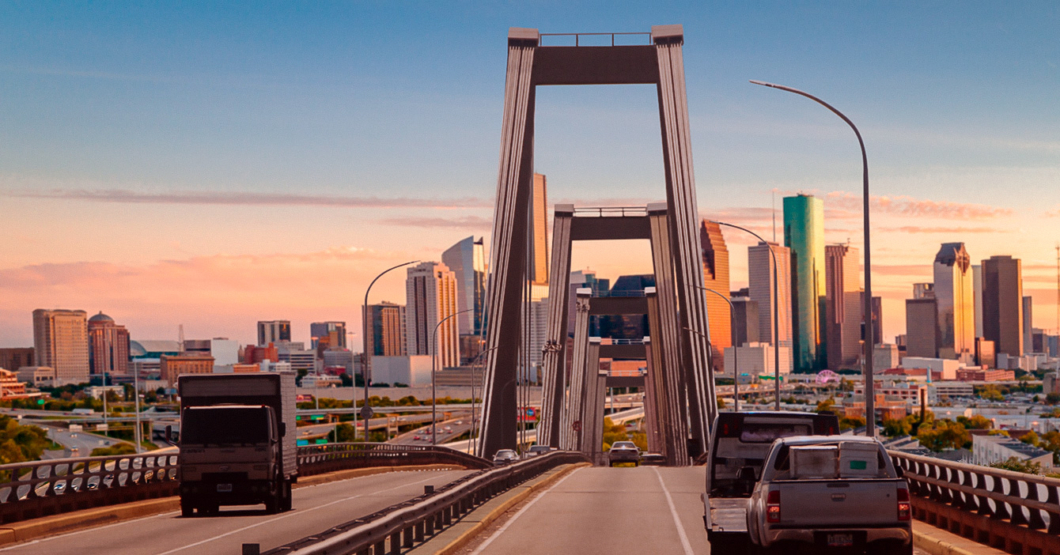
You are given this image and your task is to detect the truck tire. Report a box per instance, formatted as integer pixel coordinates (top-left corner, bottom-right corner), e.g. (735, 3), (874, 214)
(282, 481), (293, 511)
(180, 500), (194, 518)
(708, 532), (748, 554)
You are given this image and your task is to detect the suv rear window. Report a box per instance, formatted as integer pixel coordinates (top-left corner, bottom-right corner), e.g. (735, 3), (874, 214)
(740, 423), (811, 443)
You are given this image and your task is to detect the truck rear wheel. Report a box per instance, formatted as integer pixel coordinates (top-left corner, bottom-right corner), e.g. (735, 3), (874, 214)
(180, 500), (193, 518)
(281, 481), (293, 511)
(708, 532), (748, 554)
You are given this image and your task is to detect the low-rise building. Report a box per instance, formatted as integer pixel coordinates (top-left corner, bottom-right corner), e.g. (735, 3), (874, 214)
(929, 381), (975, 401)
(301, 373), (341, 388)
(900, 357), (960, 380)
(972, 434), (1053, 469)
(160, 354), (214, 385)
(0, 369), (30, 399)
(370, 356), (433, 387)
(722, 342), (793, 378)
(956, 368), (1016, 382)
(16, 366), (55, 387)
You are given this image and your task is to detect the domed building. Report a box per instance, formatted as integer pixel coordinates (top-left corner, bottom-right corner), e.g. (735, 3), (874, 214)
(88, 311), (130, 380)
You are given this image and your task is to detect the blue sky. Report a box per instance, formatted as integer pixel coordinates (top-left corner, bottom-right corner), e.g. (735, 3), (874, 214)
(1, 1), (1058, 345)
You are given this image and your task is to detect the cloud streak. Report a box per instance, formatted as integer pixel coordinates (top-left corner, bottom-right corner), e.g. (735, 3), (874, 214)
(377, 215), (493, 229)
(4, 188), (493, 210)
(777, 190), (1013, 220)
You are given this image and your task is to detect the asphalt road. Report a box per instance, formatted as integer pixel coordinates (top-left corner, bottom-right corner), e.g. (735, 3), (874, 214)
(465, 466), (928, 555)
(0, 469), (473, 555)
(391, 417), (473, 445)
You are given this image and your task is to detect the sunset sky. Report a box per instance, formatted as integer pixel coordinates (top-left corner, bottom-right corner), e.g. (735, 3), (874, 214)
(2, 2), (1059, 348)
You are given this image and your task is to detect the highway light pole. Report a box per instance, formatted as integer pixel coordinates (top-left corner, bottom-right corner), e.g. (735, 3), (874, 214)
(696, 285), (739, 412)
(432, 308), (473, 445)
(750, 80), (875, 437)
(362, 260), (420, 441)
(469, 346), (498, 455)
(710, 220), (782, 410)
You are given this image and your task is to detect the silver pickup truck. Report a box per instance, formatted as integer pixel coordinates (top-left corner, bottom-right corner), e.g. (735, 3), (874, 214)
(746, 435), (912, 555)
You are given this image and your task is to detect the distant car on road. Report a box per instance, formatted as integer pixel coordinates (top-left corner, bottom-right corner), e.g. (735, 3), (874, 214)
(413, 435), (421, 441)
(493, 449), (519, 465)
(523, 445), (553, 459)
(607, 441), (640, 467)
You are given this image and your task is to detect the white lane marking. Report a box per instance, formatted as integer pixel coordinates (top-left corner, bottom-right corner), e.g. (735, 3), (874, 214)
(155, 472), (447, 555)
(0, 469), (458, 554)
(653, 467), (694, 555)
(469, 467), (582, 555)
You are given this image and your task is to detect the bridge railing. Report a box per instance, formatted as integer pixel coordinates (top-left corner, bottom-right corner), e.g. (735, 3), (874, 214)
(0, 451), (180, 523)
(890, 450), (1060, 555)
(0, 443), (491, 525)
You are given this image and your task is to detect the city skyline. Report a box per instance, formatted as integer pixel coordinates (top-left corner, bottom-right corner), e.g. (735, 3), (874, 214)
(2, 2), (1059, 347)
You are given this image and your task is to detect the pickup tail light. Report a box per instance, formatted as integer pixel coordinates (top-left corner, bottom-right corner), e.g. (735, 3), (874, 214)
(766, 490), (781, 523)
(897, 488), (911, 521)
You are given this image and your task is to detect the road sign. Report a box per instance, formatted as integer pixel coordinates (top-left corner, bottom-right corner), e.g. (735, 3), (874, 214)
(572, 420), (581, 432)
(360, 406), (374, 420)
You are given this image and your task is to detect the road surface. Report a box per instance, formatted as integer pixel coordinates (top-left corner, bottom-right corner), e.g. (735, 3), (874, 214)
(0, 469), (472, 555)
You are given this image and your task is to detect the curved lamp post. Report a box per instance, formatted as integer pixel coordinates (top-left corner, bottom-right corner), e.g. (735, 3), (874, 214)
(432, 308), (473, 445)
(362, 260), (420, 440)
(709, 220), (783, 410)
(750, 80), (875, 437)
(696, 285), (739, 412)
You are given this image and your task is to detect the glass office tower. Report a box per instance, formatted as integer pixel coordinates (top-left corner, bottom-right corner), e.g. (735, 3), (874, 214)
(783, 194), (827, 373)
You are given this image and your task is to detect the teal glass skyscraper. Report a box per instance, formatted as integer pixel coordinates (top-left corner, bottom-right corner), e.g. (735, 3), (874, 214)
(783, 194), (827, 372)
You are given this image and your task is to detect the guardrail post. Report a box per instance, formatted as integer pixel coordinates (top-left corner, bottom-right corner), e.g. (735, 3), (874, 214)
(415, 519), (425, 542)
(242, 544), (260, 555)
(372, 539), (385, 554)
(403, 526), (414, 548)
(389, 532), (401, 554)
(425, 513), (435, 536)
(442, 504), (452, 525)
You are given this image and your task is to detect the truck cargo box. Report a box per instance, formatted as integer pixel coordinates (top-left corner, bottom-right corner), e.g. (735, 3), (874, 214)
(790, 445), (838, 479)
(839, 441), (880, 477)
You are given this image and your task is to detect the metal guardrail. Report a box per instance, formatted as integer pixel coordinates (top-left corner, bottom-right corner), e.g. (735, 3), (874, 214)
(258, 451), (590, 555)
(0, 443), (491, 525)
(890, 450), (1060, 555)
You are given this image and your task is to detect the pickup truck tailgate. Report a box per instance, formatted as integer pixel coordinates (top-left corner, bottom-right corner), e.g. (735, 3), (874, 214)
(709, 498), (749, 533)
(774, 479), (901, 526)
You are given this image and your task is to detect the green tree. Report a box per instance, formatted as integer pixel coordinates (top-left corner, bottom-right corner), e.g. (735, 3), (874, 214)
(328, 423), (358, 443)
(882, 418), (912, 437)
(816, 398), (836, 413)
(601, 418), (629, 452)
(956, 414), (992, 430)
(90, 443), (137, 457)
(991, 457), (1042, 475)
(840, 416), (866, 432)
(917, 419), (970, 452)
(1020, 431), (1041, 448)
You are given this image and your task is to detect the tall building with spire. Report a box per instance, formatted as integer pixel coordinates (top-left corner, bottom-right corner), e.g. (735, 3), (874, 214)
(88, 312), (130, 378)
(825, 244), (862, 370)
(784, 194), (827, 372)
(33, 309), (90, 385)
(934, 243), (975, 359)
(700, 220), (731, 371)
(406, 262), (460, 369)
(442, 236), (487, 336)
(748, 241), (792, 351)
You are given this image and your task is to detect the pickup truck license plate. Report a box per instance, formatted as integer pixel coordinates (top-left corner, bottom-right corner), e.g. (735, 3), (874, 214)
(216, 484), (233, 493)
(827, 533), (854, 547)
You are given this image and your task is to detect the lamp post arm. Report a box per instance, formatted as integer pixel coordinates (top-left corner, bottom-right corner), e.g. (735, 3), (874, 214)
(431, 308), (474, 445)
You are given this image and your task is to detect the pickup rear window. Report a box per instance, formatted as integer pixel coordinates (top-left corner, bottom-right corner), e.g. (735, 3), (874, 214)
(183, 407), (270, 445)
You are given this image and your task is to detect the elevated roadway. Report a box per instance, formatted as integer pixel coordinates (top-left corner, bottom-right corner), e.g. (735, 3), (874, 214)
(0, 469), (473, 555)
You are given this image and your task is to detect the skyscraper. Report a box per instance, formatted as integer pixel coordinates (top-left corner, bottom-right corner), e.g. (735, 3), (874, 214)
(257, 320), (291, 346)
(406, 262), (460, 369)
(972, 264), (984, 338)
(933, 243), (974, 359)
(88, 312), (130, 378)
(530, 173), (549, 285)
(861, 292), (883, 348)
(731, 297), (760, 347)
(784, 194), (827, 372)
(748, 242), (792, 350)
(33, 309), (90, 385)
(442, 236), (487, 336)
(825, 244), (861, 370)
(367, 302), (407, 357)
(905, 298), (939, 358)
(700, 220), (731, 372)
(981, 255), (1023, 357)
(310, 321), (347, 350)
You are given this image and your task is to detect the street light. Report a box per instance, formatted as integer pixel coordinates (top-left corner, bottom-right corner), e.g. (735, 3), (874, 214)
(750, 80), (875, 437)
(432, 308), (473, 445)
(695, 285), (739, 412)
(362, 260), (420, 441)
(709, 220), (783, 410)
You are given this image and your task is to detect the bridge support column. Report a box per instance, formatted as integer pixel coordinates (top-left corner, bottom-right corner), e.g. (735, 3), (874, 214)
(538, 205), (573, 448)
(561, 289), (592, 450)
(578, 338), (605, 456)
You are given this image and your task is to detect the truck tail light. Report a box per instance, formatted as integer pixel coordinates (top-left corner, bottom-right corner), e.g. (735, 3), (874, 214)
(897, 488), (911, 521)
(766, 490), (781, 523)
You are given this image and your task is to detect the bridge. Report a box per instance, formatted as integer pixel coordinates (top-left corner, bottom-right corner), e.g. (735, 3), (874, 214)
(0, 24), (1055, 555)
